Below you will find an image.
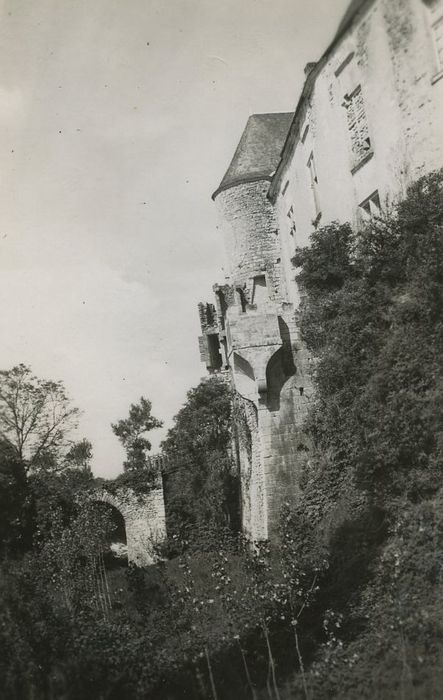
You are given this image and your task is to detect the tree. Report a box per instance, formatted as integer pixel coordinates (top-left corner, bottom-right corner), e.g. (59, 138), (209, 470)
(111, 397), (162, 473)
(0, 440), (30, 556)
(65, 438), (93, 473)
(0, 364), (80, 473)
(161, 376), (239, 542)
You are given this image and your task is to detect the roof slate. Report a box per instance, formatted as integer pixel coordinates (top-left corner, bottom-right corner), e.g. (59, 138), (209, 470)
(213, 113), (293, 199)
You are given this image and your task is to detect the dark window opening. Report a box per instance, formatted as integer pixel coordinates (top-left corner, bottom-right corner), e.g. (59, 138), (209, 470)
(343, 85), (373, 169)
(236, 287), (247, 313)
(252, 275), (268, 307)
(207, 333), (223, 371)
(335, 51), (355, 77)
(307, 151), (321, 221)
(359, 190), (381, 221)
(216, 290), (227, 329)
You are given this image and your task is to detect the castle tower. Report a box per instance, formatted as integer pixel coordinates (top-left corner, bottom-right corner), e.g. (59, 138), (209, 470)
(198, 0), (443, 541)
(199, 114), (313, 541)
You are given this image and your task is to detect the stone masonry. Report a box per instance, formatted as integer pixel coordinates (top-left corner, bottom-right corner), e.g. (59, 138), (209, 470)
(199, 0), (443, 541)
(93, 456), (167, 566)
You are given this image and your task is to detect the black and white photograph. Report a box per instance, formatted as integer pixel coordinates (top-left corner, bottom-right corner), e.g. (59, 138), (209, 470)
(0, 0), (442, 698)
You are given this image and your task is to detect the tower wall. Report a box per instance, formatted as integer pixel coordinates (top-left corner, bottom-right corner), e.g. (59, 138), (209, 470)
(210, 179), (313, 541)
(215, 181), (286, 303)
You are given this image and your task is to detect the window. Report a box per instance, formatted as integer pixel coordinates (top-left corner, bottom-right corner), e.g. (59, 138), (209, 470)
(334, 51), (355, 78)
(252, 275), (268, 307)
(236, 287), (247, 313)
(307, 151), (321, 224)
(425, 0), (443, 72)
(359, 190), (381, 222)
(343, 85), (372, 171)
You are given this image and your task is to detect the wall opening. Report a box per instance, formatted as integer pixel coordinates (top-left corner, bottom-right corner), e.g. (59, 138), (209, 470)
(216, 290), (228, 329)
(252, 275), (268, 307)
(236, 287), (248, 312)
(359, 190), (381, 222)
(307, 151), (322, 224)
(92, 501), (128, 567)
(207, 333), (223, 371)
(343, 85), (373, 171)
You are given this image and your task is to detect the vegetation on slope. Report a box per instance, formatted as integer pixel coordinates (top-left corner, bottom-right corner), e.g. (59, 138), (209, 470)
(284, 168), (443, 698)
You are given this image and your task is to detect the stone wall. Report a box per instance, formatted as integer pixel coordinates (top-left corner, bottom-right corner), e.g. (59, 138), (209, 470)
(273, 0), (443, 264)
(198, 0), (443, 543)
(200, 182), (314, 538)
(93, 485), (166, 567)
(215, 181), (287, 303)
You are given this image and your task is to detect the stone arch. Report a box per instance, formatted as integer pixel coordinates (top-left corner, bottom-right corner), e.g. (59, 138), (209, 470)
(92, 497), (128, 564)
(93, 490), (131, 521)
(91, 486), (166, 567)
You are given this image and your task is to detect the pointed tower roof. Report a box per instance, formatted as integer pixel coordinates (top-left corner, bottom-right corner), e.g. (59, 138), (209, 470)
(212, 112), (293, 199)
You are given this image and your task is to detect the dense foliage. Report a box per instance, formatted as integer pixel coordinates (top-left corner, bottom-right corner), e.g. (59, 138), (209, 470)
(286, 169), (443, 697)
(161, 376), (240, 545)
(0, 172), (442, 699)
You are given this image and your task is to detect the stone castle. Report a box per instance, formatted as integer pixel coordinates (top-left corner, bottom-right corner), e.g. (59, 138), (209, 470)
(198, 0), (443, 541)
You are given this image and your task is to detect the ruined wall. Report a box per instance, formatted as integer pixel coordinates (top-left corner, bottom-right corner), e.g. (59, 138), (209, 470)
(94, 485), (166, 567)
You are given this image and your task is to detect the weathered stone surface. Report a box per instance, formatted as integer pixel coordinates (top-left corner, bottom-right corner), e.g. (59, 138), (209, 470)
(93, 485), (166, 567)
(198, 0), (443, 542)
(272, 0), (443, 253)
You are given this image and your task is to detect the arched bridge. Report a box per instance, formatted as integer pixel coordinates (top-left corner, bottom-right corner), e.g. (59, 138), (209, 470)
(92, 484), (166, 567)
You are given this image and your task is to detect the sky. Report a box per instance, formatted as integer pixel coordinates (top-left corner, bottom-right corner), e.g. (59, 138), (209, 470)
(0, 0), (349, 478)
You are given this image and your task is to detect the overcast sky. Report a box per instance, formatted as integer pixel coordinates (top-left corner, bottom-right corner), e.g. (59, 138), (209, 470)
(0, 0), (349, 478)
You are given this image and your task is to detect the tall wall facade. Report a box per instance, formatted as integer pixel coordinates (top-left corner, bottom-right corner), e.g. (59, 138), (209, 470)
(198, 0), (443, 541)
(270, 0), (443, 297)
